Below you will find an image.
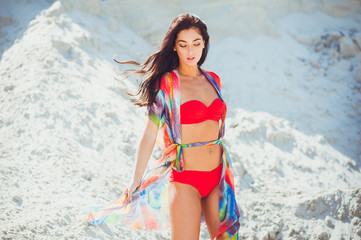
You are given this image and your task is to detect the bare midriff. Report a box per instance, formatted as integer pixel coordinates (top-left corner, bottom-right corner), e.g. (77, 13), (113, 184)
(181, 120), (222, 171)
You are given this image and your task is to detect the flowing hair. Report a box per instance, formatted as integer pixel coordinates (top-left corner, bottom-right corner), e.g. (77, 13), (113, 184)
(114, 13), (210, 107)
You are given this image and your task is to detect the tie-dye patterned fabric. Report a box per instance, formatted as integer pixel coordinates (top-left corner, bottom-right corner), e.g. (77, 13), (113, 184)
(78, 67), (240, 239)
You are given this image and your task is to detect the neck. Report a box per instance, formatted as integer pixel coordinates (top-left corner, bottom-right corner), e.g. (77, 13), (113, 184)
(177, 64), (201, 78)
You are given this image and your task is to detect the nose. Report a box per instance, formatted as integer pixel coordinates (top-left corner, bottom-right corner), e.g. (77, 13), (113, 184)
(188, 45), (193, 54)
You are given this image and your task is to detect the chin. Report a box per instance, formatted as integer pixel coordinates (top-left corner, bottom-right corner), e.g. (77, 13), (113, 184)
(187, 62), (198, 67)
(184, 60), (200, 67)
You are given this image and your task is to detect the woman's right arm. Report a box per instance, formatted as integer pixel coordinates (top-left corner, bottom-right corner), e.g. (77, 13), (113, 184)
(122, 117), (158, 201)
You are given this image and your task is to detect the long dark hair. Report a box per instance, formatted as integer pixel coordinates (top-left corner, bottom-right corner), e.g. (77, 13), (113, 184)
(114, 13), (210, 107)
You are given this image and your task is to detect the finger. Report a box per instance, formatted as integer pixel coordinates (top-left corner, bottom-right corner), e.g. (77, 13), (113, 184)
(123, 189), (129, 201)
(128, 189), (132, 202)
(121, 188), (128, 197)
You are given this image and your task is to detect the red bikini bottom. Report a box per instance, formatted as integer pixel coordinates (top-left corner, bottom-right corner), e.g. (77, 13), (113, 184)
(169, 164), (223, 198)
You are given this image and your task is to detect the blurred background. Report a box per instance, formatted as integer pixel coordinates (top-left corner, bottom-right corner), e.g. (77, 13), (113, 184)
(0, 0), (360, 239)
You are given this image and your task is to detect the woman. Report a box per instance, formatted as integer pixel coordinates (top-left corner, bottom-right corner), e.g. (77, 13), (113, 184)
(78, 13), (240, 240)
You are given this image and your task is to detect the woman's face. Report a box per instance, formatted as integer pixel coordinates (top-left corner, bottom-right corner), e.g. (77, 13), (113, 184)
(174, 27), (205, 67)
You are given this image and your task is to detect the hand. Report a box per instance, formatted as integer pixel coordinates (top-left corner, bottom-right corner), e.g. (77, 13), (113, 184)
(122, 180), (140, 202)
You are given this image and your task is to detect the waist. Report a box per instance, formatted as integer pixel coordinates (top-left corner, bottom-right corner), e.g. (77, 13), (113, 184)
(181, 144), (223, 171)
(179, 138), (222, 148)
(162, 137), (224, 172)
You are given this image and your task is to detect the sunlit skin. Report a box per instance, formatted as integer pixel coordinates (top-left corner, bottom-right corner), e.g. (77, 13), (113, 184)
(169, 27), (222, 240)
(173, 27), (222, 172)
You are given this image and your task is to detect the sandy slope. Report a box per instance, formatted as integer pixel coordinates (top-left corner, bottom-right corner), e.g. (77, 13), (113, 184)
(0, 0), (360, 239)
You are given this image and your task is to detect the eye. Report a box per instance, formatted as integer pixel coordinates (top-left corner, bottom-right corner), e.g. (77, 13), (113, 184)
(180, 45), (187, 48)
(194, 43), (201, 46)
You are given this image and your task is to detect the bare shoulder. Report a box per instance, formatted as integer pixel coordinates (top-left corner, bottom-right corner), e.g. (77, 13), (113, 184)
(203, 69), (222, 91)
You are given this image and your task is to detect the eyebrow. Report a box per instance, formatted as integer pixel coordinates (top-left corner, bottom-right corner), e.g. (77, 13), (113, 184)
(177, 38), (202, 43)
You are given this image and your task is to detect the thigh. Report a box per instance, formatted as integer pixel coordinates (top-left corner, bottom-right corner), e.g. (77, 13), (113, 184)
(201, 183), (220, 239)
(168, 182), (202, 240)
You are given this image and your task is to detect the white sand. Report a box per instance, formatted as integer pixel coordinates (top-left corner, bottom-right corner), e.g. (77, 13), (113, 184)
(0, 0), (360, 239)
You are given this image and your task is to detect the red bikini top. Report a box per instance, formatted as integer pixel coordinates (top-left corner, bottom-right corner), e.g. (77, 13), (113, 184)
(181, 98), (226, 124)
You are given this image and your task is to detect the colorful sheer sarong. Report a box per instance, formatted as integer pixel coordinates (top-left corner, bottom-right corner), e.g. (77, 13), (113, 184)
(78, 68), (240, 239)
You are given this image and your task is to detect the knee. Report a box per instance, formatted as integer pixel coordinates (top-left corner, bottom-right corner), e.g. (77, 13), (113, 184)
(208, 219), (220, 234)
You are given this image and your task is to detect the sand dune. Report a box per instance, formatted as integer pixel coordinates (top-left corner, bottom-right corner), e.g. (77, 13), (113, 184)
(0, 0), (360, 239)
